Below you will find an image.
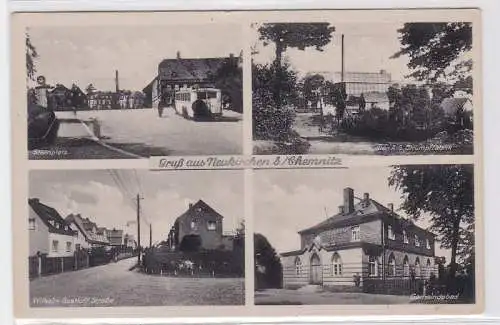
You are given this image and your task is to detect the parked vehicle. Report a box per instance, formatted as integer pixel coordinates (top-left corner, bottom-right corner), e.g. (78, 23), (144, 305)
(27, 103), (60, 149)
(174, 88), (222, 120)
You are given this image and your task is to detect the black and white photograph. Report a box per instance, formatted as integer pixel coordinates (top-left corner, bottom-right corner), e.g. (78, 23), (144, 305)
(254, 165), (475, 305)
(28, 169), (245, 306)
(252, 22), (474, 156)
(26, 24), (243, 159)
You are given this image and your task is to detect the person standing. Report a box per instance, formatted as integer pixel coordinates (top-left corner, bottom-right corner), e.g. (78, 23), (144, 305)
(34, 75), (53, 109)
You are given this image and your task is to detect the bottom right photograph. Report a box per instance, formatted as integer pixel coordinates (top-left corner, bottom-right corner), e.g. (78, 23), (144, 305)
(253, 164), (476, 305)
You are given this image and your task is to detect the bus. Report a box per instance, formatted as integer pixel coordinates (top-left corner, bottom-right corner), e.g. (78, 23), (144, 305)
(174, 88), (222, 120)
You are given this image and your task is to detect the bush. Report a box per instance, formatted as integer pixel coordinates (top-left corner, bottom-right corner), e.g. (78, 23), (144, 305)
(340, 108), (445, 142)
(253, 93), (297, 141)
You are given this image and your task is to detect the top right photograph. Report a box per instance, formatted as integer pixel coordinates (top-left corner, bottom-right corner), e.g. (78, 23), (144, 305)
(252, 21), (475, 156)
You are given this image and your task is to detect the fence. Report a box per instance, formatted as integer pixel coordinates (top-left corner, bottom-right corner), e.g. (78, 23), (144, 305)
(29, 250), (90, 279)
(142, 248), (244, 277)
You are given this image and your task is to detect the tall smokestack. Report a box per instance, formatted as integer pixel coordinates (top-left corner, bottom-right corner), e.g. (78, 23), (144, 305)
(115, 70), (119, 93)
(343, 187), (354, 214)
(341, 34), (345, 83)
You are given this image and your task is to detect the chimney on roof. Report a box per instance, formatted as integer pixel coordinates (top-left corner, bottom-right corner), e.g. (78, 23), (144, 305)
(388, 203), (394, 212)
(363, 192), (369, 201)
(380, 69), (387, 74)
(338, 205), (344, 214)
(177, 51), (181, 59)
(343, 188), (354, 214)
(189, 203), (193, 209)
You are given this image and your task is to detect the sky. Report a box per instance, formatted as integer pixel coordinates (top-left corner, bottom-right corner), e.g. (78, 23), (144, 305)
(29, 169), (244, 245)
(253, 167), (451, 262)
(251, 22), (414, 82)
(28, 24), (243, 91)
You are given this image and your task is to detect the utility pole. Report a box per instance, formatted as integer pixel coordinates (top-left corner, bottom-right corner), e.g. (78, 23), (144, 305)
(341, 34), (345, 83)
(136, 193), (141, 264)
(149, 223), (152, 248)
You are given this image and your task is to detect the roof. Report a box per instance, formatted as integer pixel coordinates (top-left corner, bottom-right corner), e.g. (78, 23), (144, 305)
(65, 214), (110, 245)
(29, 198), (76, 236)
(298, 198), (433, 237)
(307, 71), (391, 84)
(176, 199), (224, 222)
(440, 97), (472, 116)
(158, 57), (232, 82)
(363, 92), (389, 103)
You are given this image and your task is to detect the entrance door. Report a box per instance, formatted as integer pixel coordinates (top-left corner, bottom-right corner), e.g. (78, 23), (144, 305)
(310, 253), (322, 285)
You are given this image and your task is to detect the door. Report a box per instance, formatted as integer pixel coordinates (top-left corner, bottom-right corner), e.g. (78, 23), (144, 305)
(310, 253), (322, 285)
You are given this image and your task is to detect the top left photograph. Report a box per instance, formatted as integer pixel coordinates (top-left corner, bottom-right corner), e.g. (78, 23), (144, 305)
(26, 24), (244, 160)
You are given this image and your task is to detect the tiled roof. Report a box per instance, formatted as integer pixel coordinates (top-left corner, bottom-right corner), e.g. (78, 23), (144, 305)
(66, 214), (110, 245)
(298, 198), (428, 235)
(158, 57), (231, 82)
(176, 199), (224, 222)
(29, 198), (75, 236)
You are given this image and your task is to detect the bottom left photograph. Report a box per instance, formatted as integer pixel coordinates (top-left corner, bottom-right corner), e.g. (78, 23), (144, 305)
(27, 169), (245, 307)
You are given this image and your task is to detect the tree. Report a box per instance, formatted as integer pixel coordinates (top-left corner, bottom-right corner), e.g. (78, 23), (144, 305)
(392, 23), (473, 93)
(212, 55), (243, 112)
(388, 164), (474, 278)
(302, 74), (325, 105)
(85, 84), (96, 95)
(258, 23), (335, 108)
(26, 32), (38, 81)
(254, 233), (283, 289)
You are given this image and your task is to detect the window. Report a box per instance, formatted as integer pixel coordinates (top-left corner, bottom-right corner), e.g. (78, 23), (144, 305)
(403, 256), (410, 277)
(66, 242), (72, 252)
(197, 92), (207, 100)
(414, 235), (420, 247)
(190, 220), (198, 230)
(426, 259), (432, 278)
(351, 226), (360, 242)
(75, 244), (81, 251)
(207, 221), (216, 231)
(331, 253), (342, 276)
(368, 256), (378, 277)
(52, 240), (59, 253)
(415, 258), (421, 277)
(403, 230), (408, 244)
(295, 257), (302, 276)
(388, 253), (396, 276)
(387, 225), (395, 240)
(426, 238), (431, 249)
(29, 218), (35, 230)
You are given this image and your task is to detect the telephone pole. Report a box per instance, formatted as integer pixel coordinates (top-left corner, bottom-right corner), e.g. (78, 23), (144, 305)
(149, 223), (152, 248)
(136, 193), (141, 264)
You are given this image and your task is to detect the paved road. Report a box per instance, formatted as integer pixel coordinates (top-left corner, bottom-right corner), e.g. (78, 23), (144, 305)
(30, 257), (244, 307)
(255, 288), (411, 305)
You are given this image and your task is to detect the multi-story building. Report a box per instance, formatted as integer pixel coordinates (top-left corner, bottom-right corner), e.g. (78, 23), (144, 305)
(143, 52), (242, 109)
(106, 228), (124, 246)
(281, 187), (436, 289)
(65, 214), (110, 248)
(166, 199), (234, 251)
(28, 198), (77, 258)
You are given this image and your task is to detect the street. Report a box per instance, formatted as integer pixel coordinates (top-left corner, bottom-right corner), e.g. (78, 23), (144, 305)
(255, 288), (412, 305)
(29, 108), (243, 159)
(30, 257), (245, 307)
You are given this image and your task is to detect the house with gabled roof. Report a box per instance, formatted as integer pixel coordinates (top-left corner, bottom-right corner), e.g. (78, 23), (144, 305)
(65, 214), (110, 248)
(28, 198), (77, 258)
(167, 199), (234, 251)
(143, 52), (242, 109)
(280, 188), (436, 290)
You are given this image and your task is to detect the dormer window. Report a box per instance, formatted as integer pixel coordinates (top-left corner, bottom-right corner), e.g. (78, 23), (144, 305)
(387, 226), (395, 240)
(29, 218), (35, 230)
(415, 235), (420, 247)
(403, 230), (408, 244)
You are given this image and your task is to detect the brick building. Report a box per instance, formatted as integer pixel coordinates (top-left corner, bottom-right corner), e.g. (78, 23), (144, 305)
(280, 187), (436, 290)
(166, 199), (234, 251)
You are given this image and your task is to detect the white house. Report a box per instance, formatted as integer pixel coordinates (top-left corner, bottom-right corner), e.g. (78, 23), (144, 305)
(28, 198), (76, 258)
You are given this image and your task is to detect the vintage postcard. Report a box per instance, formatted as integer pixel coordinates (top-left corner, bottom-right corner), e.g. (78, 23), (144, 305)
(11, 8), (482, 320)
